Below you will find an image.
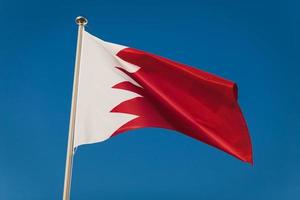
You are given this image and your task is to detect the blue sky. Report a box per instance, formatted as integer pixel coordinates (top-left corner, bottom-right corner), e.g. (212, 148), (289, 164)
(0, 0), (299, 199)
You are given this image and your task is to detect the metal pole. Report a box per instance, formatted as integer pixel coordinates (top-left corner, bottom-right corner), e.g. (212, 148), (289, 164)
(63, 16), (88, 200)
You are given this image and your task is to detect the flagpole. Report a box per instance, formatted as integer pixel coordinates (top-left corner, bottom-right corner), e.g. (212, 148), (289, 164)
(63, 16), (88, 200)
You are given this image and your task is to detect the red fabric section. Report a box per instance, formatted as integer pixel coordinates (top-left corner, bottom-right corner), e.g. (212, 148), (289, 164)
(111, 48), (253, 163)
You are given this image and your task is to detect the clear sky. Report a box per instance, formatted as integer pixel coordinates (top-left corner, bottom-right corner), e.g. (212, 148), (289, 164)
(0, 0), (299, 199)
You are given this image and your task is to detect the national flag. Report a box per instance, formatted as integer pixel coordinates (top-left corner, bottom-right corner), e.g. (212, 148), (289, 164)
(73, 31), (253, 163)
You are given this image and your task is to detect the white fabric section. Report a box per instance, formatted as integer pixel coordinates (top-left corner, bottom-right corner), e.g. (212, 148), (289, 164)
(87, 33), (142, 85)
(74, 31), (141, 147)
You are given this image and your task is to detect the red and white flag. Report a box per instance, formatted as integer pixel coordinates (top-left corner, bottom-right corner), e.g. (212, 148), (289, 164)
(73, 31), (253, 163)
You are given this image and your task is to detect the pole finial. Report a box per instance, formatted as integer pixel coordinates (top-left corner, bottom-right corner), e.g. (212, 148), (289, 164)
(75, 16), (88, 26)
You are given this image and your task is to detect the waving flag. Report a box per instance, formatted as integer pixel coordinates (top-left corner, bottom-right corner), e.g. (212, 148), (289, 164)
(73, 30), (253, 163)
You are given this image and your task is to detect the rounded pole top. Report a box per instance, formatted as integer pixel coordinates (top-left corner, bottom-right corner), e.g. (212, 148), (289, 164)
(75, 16), (88, 26)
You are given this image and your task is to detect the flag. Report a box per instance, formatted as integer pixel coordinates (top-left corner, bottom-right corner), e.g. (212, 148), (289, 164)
(73, 31), (253, 163)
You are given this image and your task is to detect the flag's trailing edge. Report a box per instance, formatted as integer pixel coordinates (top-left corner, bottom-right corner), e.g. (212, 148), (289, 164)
(74, 31), (253, 164)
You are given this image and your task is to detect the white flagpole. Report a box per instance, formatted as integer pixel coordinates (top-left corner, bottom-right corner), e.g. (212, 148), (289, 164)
(63, 16), (88, 200)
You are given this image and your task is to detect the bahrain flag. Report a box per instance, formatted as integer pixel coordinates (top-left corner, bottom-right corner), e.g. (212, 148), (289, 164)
(73, 31), (253, 163)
